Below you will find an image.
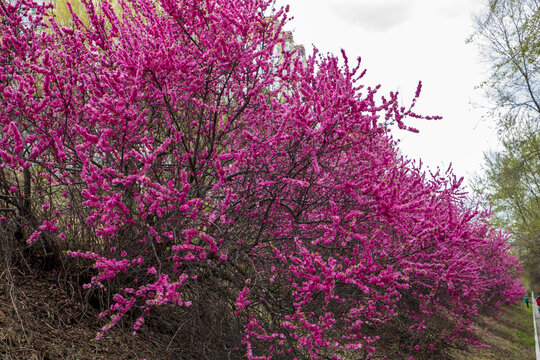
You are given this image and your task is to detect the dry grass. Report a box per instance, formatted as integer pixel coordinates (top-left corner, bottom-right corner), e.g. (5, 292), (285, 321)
(0, 267), (171, 360)
(0, 263), (535, 360)
(449, 303), (535, 360)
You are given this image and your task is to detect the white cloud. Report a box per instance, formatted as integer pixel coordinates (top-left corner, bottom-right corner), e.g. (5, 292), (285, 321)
(332, 0), (415, 32)
(436, 1), (468, 19)
(280, 0), (493, 187)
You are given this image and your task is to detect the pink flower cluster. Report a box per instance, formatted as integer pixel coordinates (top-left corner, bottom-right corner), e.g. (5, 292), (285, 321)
(0, 0), (523, 358)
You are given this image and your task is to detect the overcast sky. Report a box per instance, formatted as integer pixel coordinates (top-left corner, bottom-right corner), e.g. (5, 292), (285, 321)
(277, 0), (497, 188)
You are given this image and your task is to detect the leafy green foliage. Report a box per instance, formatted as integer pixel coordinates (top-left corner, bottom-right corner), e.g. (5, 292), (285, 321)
(473, 0), (540, 287)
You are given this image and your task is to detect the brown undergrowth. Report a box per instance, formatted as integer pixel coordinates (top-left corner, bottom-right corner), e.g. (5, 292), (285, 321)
(0, 262), (171, 360)
(1, 262), (534, 360)
(0, 241), (533, 359)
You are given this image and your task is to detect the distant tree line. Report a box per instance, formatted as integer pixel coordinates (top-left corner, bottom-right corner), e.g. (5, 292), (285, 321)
(472, 0), (540, 288)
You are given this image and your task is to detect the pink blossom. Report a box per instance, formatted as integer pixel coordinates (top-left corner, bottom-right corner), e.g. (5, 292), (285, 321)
(0, 0), (523, 357)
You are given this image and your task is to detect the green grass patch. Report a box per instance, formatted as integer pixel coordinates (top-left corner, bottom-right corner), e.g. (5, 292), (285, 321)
(515, 328), (536, 346)
(514, 303), (535, 346)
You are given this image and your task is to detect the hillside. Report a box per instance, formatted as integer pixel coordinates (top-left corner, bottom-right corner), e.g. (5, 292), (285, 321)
(0, 264), (534, 359)
(451, 304), (535, 360)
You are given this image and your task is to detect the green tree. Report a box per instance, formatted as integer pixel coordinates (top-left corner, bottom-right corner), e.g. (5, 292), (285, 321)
(472, 0), (540, 286)
(472, 0), (539, 128)
(481, 133), (540, 284)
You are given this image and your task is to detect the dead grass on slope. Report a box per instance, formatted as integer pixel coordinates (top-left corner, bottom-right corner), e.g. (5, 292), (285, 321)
(0, 264), (171, 360)
(449, 303), (535, 360)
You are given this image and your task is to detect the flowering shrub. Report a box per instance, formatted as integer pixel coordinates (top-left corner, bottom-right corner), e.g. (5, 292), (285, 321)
(0, 0), (524, 358)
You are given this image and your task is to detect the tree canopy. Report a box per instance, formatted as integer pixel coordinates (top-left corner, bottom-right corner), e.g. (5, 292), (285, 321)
(472, 0), (540, 287)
